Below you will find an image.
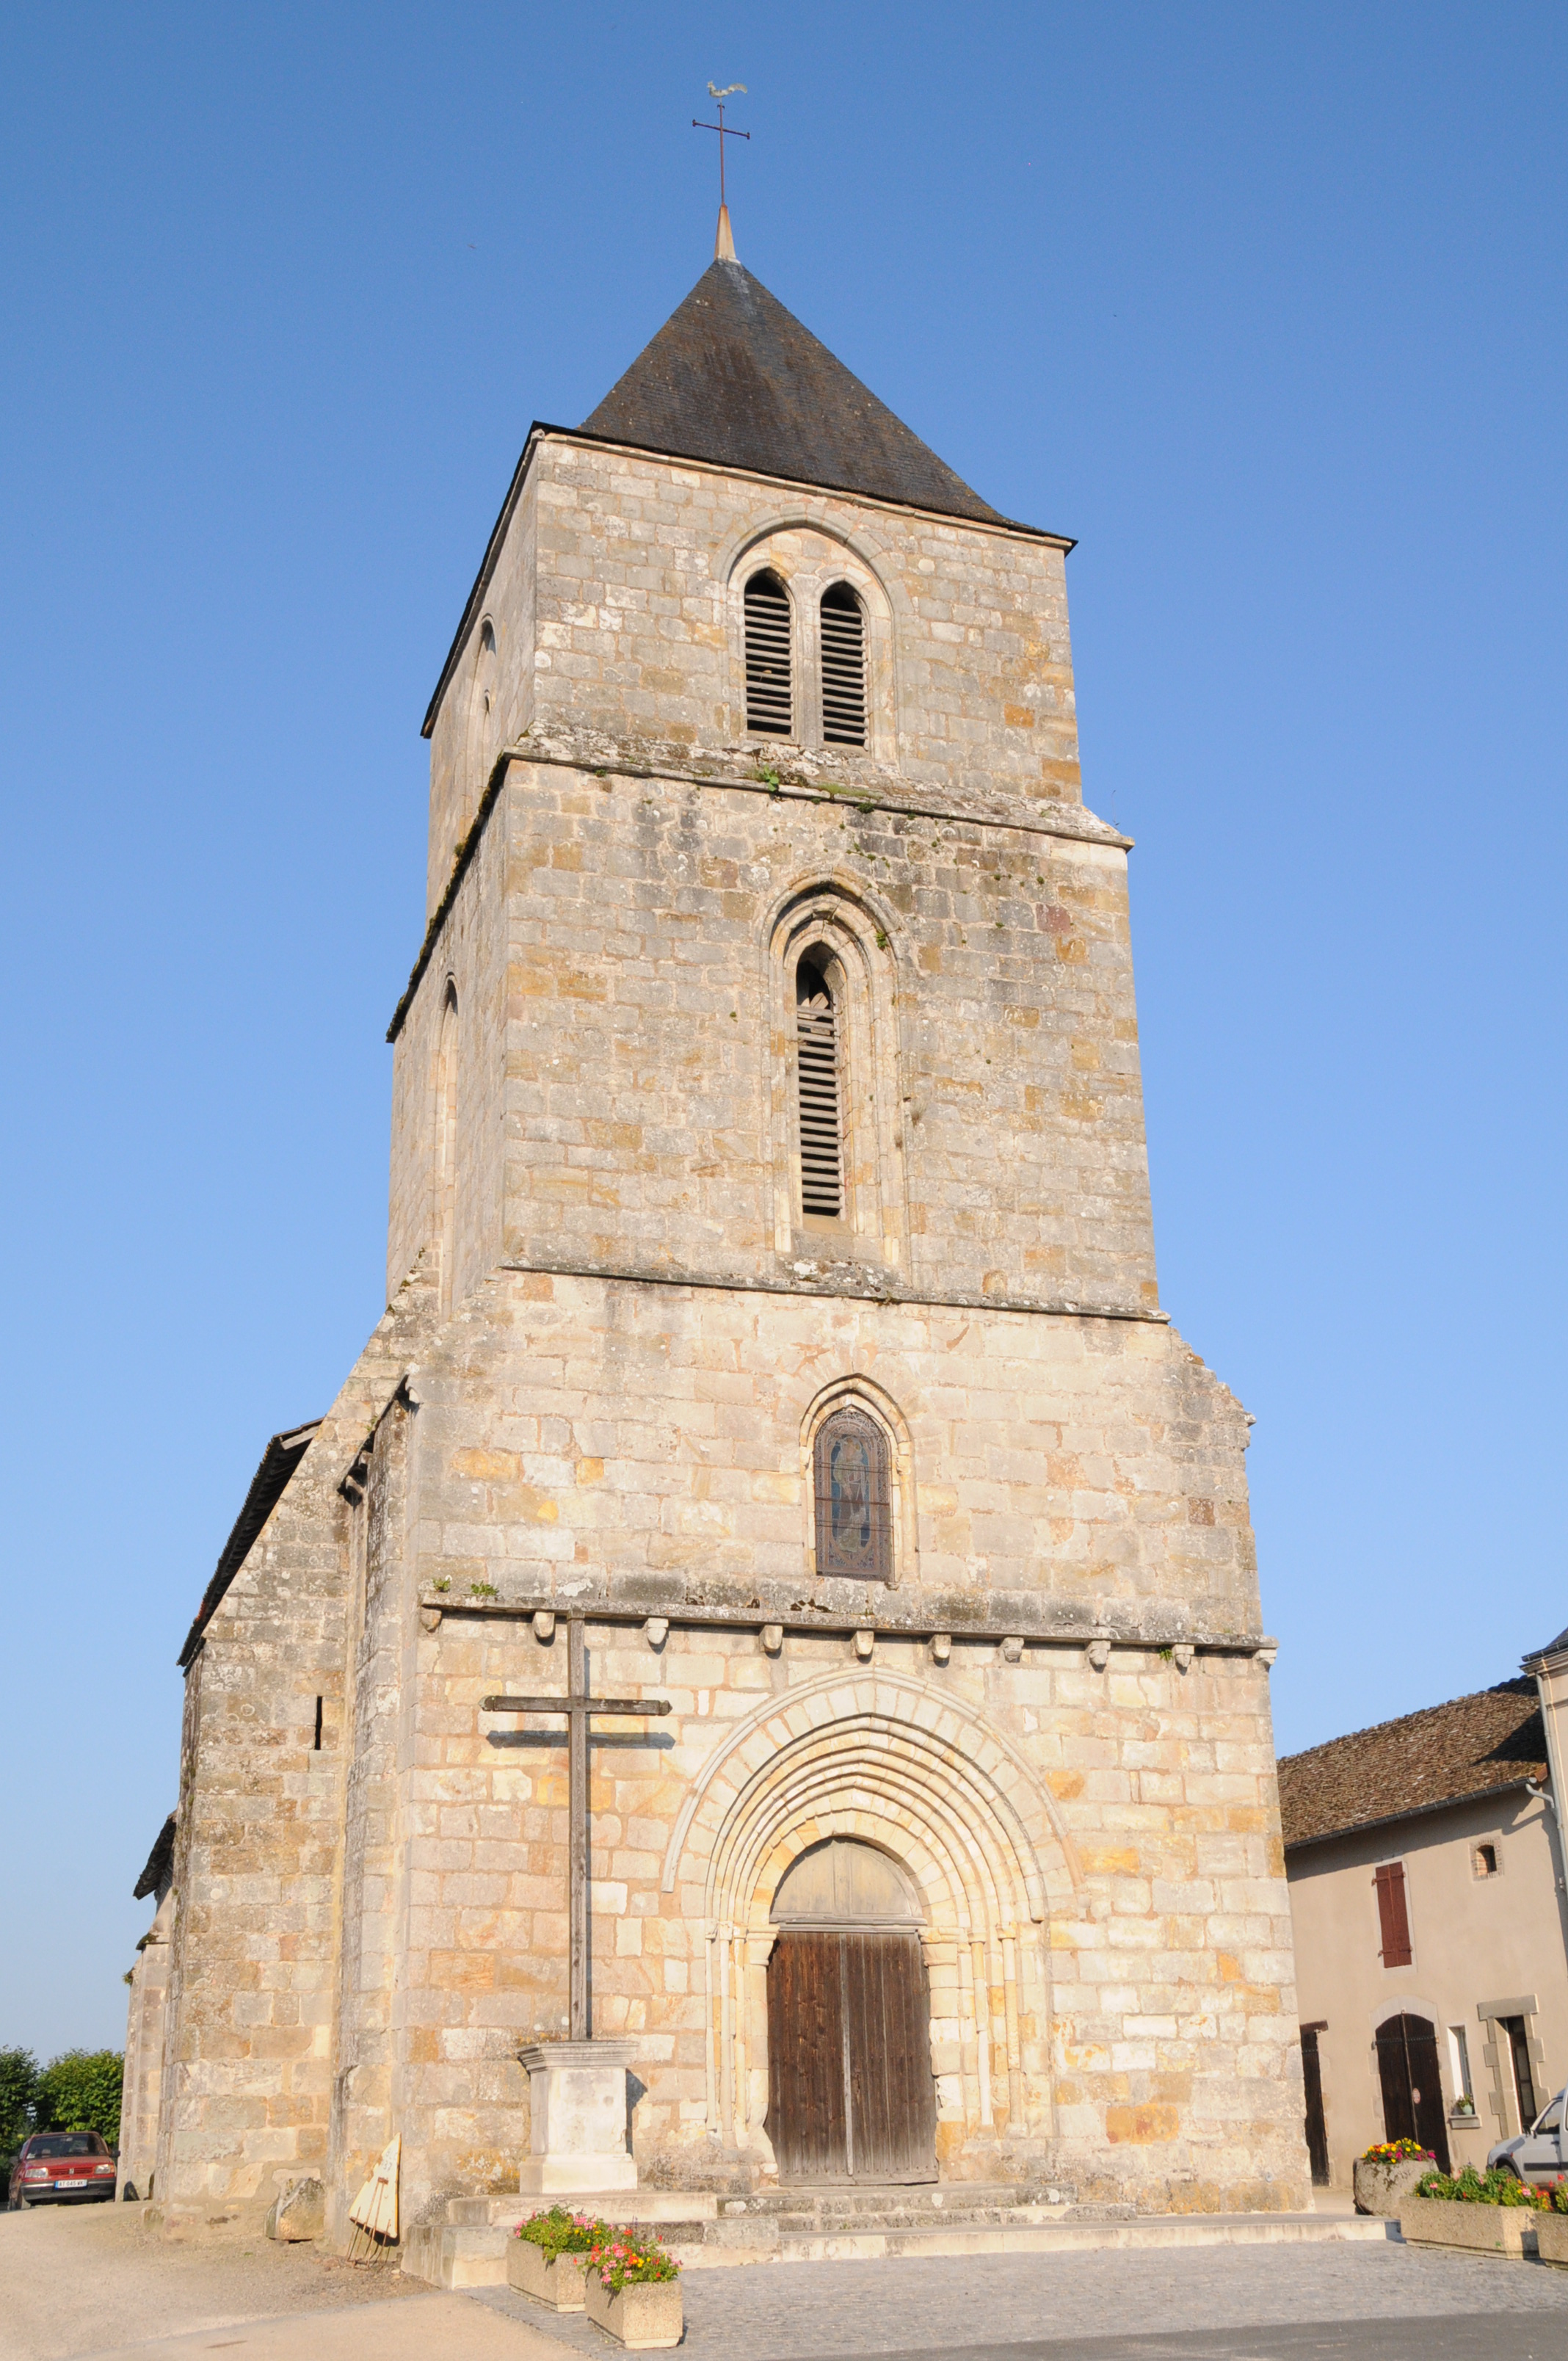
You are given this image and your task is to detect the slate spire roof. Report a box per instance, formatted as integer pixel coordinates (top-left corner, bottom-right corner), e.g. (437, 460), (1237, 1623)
(580, 258), (1006, 527)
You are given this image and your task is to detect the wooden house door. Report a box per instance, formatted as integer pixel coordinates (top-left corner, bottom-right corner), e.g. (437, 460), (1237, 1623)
(1375, 2013), (1451, 2171)
(765, 1839), (937, 2183)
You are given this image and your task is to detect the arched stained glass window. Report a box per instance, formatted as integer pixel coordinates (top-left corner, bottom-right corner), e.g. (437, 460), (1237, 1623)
(813, 1407), (892, 1582)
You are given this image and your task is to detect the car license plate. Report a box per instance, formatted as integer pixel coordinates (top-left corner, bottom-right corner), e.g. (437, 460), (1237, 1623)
(59, 2177), (84, 2186)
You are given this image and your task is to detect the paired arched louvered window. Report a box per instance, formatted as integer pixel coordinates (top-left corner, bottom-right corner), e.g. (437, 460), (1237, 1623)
(820, 582), (866, 747)
(744, 570), (793, 737)
(813, 1406), (892, 1581)
(796, 953), (843, 1219)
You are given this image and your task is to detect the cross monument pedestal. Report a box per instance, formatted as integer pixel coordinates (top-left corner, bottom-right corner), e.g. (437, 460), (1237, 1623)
(518, 2040), (639, 2194)
(489, 1617), (669, 2195)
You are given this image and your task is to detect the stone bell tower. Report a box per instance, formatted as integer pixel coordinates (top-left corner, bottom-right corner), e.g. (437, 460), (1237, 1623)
(146, 226), (1308, 2243)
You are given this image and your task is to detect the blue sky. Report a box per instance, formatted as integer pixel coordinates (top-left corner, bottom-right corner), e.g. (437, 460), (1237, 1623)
(1, 2), (1563, 2059)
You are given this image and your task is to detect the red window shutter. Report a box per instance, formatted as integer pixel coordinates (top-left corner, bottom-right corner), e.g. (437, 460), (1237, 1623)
(1375, 1862), (1412, 1967)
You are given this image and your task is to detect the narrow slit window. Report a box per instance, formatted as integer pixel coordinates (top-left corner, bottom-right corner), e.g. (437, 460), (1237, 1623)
(813, 1407), (892, 1581)
(744, 570), (793, 737)
(820, 582), (866, 747)
(796, 955), (843, 1219)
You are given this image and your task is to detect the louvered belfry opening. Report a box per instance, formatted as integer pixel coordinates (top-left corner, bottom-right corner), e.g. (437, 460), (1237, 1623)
(820, 581), (867, 747)
(796, 954), (844, 1220)
(744, 569), (793, 737)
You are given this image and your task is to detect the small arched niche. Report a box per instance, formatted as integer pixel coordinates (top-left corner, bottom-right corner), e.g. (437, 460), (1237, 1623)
(464, 617), (498, 812)
(771, 1837), (921, 1929)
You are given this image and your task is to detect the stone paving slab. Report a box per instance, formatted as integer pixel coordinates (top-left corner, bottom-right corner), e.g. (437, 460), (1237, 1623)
(871, 2323), (1568, 2361)
(469, 2238), (1568, 2359)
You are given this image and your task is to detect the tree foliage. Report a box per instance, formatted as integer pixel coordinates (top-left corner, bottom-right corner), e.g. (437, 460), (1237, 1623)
(0, 2049), (39, 2157)
(32, 2050), (123, 2147)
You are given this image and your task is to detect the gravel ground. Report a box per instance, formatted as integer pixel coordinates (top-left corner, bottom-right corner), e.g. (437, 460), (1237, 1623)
(0, 2201), (416, 2361)
(472, 2238), (1568, 2360)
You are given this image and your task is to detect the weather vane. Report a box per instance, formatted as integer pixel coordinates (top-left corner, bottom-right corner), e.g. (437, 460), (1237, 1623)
(693, 82), (749, 258)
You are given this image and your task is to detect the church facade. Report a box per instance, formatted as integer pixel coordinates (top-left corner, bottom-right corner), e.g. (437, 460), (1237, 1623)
(128, 244), (1309, 2238)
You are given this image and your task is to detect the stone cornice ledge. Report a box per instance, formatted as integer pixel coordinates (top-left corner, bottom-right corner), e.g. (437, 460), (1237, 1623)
(515, 724), (1131, 846)
(495, 1255), (1166, 1324)
(388, 732), (1130, 1041)
(416, 1586), (1274, 1662)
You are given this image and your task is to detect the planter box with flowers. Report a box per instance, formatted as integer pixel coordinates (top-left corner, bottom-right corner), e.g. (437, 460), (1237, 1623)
(508, 2208), (606, 2310)
(1533, 2182), (1568, 2265)
(583, 2227), (683, 2350)
(1400, 2165), (1548, 2257)
(1353, 2140), (1436, 2217)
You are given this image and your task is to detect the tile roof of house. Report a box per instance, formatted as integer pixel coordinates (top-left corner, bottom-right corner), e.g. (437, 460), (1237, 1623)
(1277, 1678), (1547, 1851)
(579, 258), (1012, 528)
(176, 1420), (321, 1669)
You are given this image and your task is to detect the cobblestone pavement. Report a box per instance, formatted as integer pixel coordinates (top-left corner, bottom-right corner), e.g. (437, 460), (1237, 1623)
(471, 2240), (1568, 2359)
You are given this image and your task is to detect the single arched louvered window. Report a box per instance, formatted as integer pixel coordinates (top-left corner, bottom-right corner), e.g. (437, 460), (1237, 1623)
(744, 570), (793, 737)
(796, 954), (843, 1219)
(820, 581), (866, 747)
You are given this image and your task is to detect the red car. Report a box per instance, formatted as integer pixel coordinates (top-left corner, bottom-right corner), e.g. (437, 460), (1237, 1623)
(8, 2132), (117, 2206)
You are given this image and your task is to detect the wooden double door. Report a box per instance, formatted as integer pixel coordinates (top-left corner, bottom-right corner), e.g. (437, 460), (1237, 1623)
(1376, 2013), (1451, 2171)
(766, 1929), (937, 2183)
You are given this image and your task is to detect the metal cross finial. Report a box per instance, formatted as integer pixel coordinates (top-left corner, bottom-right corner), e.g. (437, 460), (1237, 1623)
(692, 82), (749, 211)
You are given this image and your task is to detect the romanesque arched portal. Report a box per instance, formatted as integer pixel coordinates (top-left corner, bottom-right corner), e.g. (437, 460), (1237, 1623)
(660, 1668), (1080, 2175)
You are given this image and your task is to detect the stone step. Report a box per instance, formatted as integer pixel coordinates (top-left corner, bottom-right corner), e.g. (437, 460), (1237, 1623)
(746, 2180), (1035, 2216)
(761, 2213), (1391, 2264)
(453, 2190), (719, 2228)
(402, 2203), (1389, 2288)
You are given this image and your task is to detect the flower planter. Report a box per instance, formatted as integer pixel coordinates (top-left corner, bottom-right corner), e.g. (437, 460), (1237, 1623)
(507, 2240), (590, 2310)
(1535, 2211), (1568, 2266)
(1354, 2157), (1432, 2216)
(583, 2270), (684, 2349)
(1398, 2195), (1537, 2257)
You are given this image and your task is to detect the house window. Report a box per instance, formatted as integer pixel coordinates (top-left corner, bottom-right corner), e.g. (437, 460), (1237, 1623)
(820, 582), (867, 747)
(1373, 1860), (1412, 1968)
(1500, 2014), (1539, 2129)
(1448, 2024), (1473, 2105)
(1473, 1842), (1500, 1878)
(796, 954), (843, 1221)
(813, 1407), (892, 1582)
(744, 570), (793, 737)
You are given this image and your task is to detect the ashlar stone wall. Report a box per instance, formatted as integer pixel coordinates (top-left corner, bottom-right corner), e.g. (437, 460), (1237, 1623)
(424, 432), (1081, 918)
(140, 419), (1308, 2235)
(388, 756), (1154, 1321)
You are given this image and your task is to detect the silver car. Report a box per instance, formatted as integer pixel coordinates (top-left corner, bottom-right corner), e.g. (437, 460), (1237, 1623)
(1489, 2087), (1567, 2185)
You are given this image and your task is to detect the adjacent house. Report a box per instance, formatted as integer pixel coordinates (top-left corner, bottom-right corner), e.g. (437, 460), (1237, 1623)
(1279, 1630), (1568, 2190)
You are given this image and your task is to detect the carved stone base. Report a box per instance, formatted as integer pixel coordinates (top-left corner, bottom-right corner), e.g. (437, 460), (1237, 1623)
(518, 2040), (639, 2194)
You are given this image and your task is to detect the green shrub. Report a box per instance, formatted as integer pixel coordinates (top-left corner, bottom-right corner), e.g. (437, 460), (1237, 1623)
(0, 2050), (39, 2156)
(33, 2051), (123, 2148)
(514, 2205), (607, 2259)
(1415, 2164), (1547, 2208)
